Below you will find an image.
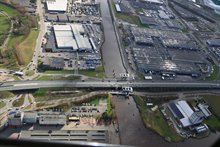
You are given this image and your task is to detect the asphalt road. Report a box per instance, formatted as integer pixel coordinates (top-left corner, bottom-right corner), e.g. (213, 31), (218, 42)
(98, 0), (126, 77)
(0, 80), (220, 91)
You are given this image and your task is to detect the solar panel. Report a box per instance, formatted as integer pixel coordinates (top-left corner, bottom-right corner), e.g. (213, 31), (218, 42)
(169, 102), (184, 119)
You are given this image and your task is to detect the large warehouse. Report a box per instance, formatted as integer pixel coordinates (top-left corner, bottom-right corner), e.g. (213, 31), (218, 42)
(46, 0), (68, 12)
(53, 24), (92, 51)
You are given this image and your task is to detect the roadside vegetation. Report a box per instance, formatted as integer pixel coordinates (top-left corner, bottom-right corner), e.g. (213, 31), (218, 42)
(12, 94), (25, 107)
(0, 2), (38, 69)
(25, 70), (35, 76)
(35, 75), (81, 81)
(0, 91), (14, 98)
(79, 66), (105, 78)
(133, 95), (183, 142)
(32, 88), (87, 102)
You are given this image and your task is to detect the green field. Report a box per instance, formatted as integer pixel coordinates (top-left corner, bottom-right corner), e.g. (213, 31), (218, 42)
(203, 95), (220, 117)
(133, 96), (183, 142)
(44, 70), (75, 74)
(12, 95), (25, 107)
(204, 115), (220, 131)
(0, 101), (6, 109)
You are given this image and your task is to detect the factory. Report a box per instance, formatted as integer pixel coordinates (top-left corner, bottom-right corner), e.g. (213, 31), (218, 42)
(53, 24), (92, 52)
(166, 100), (211, 135)
(46, 0), (68, 13)
(40, 57), (65, 70)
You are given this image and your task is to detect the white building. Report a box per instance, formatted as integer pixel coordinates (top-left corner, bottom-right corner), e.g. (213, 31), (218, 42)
(46, 0), (68, 12)
(168, 100), (204, 128)
(53, 24), (92, 52)
(8, 111), (24, 127)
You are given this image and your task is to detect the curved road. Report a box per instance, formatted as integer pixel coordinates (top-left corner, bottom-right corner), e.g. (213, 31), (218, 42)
(98, 0), (126, 77)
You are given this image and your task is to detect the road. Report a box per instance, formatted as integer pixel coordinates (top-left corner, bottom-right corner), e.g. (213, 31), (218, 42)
(97, 0), (126, 77)
(0, 80), (220, 91)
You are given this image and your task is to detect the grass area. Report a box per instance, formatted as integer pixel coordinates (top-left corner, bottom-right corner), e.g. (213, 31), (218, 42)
(44, 70), (75, 74)
(36, 75), (80, 81)
(79, 66), (105, 78)
(0, 91), (14, 99)
(6, 34), (25, 49)
(133, 96), (182, 142)
(0, 3), (18, 16)
(203, 95), (220, 117)
(28, 96), (32, 103)
(16, 29), (39, 66)
(0, 101), (6, 109)
(88, 97), (100, 105)
(12, 95), (25, 107)
(0, 14), (10, 45)
(204, 62), (219, 81)
(204, 115), (220, 131)
(25, 70), (35, 76)
(24, 104), (32, 110)
(106, 94), (113, 117)
(13, 75), (21, 81)
(32, 88), (86, 102)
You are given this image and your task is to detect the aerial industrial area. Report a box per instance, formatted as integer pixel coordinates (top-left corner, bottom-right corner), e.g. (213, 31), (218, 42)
(0, 0), (220, 147)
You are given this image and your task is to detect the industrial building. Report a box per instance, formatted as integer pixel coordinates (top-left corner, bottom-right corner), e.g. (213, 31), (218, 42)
(46, 0), (67, 13)
(23, 112), (38, 124)
(19, 130), (108, 143)
(40, 57), (65, 70)
(8, 111), (24, 127)
(39, 114), (66, 125)
(167, 100), (205, 128)
(53, 24), (92, 52)
(138, 16), (158, 26)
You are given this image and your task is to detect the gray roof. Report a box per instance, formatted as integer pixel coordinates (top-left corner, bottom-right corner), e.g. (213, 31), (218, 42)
(207, 39), (220, 47)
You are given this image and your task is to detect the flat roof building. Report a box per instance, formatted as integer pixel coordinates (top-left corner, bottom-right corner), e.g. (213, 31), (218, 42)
(53, 24), (92, 52)
(39, 114), (66, 125)
(46, 0), (67, 12)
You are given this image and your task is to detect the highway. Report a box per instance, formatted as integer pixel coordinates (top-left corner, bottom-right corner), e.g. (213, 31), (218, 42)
(0, 80), (220, 91)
